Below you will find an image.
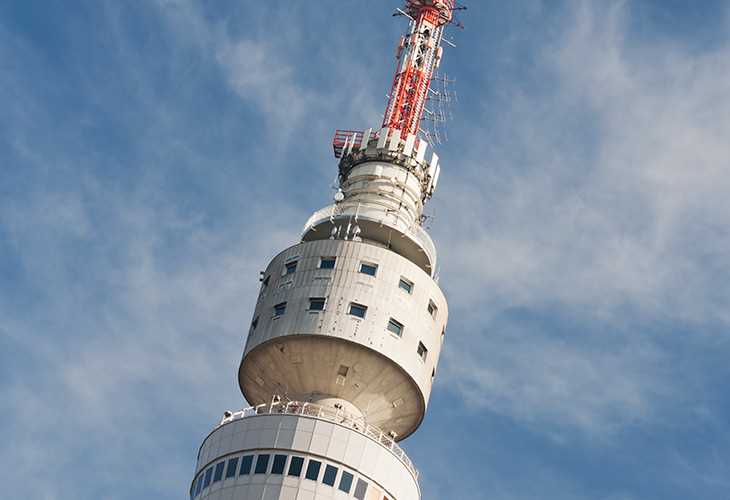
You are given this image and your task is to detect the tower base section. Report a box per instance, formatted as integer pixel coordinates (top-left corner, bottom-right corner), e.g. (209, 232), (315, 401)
(190, 404), (420, 500)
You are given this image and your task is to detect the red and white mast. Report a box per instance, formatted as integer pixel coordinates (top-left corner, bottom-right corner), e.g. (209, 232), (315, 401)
(382, 0), (454, 136)
(332, 0), (459, 159)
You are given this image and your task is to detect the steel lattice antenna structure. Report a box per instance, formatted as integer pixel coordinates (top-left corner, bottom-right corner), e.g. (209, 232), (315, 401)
(190, 2), (461, 499)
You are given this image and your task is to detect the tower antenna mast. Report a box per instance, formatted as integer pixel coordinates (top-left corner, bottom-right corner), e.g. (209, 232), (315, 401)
(188, 3), (464, 499)
(383, 0), (458, 136)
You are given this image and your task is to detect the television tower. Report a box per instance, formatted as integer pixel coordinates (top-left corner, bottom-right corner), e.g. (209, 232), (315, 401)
(190, 2), (461, 499)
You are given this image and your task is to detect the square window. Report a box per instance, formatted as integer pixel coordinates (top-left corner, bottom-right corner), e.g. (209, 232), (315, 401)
(203, 467), (213, 488)
(417, 341), (428, 361)
(322, 464), (338, 486)
(348, 303), (367, 318)
(271, 454), (287, 474)
(284, 260), (298, 275)
(308, 297), (326, 311)
(359, 262), (378, 276)
(213, 461), (225, 482)
(427, 300), (438, 318)
(288, 456), (304, 477)
(305, 460), (322, 481)
(255, 454), (270, 474)
(354, 478), (369, 500)
(387, 318), (403, 337)
(225, 457), (239, 478)
(399, 277), (413, 294)
(338, 471), (354, 493)
(239, 455), (253, 475)
(273, 302), (287, 317)
(319, 257), (336, 269)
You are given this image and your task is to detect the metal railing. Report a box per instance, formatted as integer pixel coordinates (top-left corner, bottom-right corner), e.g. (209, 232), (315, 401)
(216, 400), (419, 479)
(301, 204), (437, 274)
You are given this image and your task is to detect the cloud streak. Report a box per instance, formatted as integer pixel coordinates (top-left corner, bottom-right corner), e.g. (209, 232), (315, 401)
(436, 0), (730, 436)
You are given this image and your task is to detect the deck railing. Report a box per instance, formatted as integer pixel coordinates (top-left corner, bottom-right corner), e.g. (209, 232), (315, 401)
(301, 204), (437, 274)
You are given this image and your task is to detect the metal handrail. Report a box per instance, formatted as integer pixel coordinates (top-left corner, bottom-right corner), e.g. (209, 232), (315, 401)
(301, 204), (437, 272)
(216, 401), (419, 479)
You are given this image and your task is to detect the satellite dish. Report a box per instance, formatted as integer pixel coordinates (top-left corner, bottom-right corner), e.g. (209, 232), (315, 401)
(334, 189), (345, 202)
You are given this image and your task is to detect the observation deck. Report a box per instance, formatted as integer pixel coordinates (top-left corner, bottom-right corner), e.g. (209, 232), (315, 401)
(210, 400), (419, 480)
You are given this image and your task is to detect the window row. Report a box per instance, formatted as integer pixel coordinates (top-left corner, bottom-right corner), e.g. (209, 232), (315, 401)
(191, 452), (385, 500)
(255, 299), (428, 361)
(261, 257), (439, 320)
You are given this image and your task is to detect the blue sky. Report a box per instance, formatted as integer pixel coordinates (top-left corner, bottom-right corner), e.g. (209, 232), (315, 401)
(2, 1), (730, 499)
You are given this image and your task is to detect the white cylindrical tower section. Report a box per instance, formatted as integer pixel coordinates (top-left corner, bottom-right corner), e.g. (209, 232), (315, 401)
(190, 409), (420, 500)
(338, 161), (425, 229)
(238, 239), (447, 440)
(302, 131), (442, 276)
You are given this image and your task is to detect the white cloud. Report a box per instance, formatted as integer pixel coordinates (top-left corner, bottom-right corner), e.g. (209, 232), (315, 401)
(436, 0), (730, 434)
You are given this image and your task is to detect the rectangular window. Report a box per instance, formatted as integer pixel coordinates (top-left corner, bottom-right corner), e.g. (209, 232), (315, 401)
(194, 476), (203, 497)
(354, 478), (369, 500)
(271, 454), (287, 474)
(308, 297), (326, 311)
(255, 454), (270, 474)
(213, 461), (225, 482)
(399, 277), (413, 294)
(288, 456), (304, 477)
(250, 316), (259, 331)
(319, 257), (336, 269)
(338, 471), (354, 493)
(417, 341), (428, 361)
(203, 467), (213, 488)
(284, 260), (298, 275)
(273, 302), (287, 317)
(239, 455), (254, 475)
(387, 318), (403, 337)
(348, 302), (367, 318)
(261, 275), (270, 287)
(359, 262), (378, 276)
(225, 457), (239, 478)
(305, 459), (322, 481)
(322, 464), (338, 486)
(427, 300), (438, 318)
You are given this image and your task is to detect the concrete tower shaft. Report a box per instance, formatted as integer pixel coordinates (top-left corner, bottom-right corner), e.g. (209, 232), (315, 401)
(190, 3), (462, 500)
(316, 129), (442, 276)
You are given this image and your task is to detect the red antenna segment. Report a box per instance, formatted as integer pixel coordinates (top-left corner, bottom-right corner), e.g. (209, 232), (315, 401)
(332, 0), (460, 158)
(382, 0), (455, 136)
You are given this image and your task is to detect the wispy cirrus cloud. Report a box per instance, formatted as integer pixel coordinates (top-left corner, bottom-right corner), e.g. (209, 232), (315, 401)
(3, 1), (730, 499)
(435, 0), (730, 436)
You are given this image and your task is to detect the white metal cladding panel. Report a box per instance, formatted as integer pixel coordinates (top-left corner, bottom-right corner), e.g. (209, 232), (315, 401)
(195, 415), (419, 500)
(246, 240), (447, 399)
